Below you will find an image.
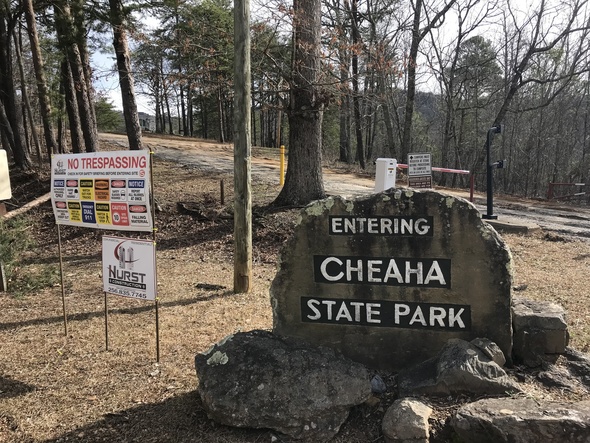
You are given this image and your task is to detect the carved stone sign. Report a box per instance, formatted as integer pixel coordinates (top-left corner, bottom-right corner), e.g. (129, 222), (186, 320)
(271, 188), (513, 371)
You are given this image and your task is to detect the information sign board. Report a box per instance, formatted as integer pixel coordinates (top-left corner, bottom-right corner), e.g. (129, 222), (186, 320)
(408, 153), (432, 176)
(50, 151), (153, 231)
(408, 153), (432, 189)
(408, 176), (433, 188)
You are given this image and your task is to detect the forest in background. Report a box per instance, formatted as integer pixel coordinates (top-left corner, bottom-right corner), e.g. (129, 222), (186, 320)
(2, 0), (590, 200)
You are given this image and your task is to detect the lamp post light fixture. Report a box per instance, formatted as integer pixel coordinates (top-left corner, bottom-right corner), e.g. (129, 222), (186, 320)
(482, 124), (504, 220)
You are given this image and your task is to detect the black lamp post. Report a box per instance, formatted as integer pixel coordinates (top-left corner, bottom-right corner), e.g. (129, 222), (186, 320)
(482, 125), (503, 220)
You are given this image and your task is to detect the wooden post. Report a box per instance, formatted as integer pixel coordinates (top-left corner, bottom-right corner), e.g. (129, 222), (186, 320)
(233, 0), (252, 293)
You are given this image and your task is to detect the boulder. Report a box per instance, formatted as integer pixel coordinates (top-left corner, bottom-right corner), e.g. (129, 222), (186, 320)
(452, 397), (590, 442)
(537, 364), (586, 392)
(397, 338), (521, 397)
(512, 297), (569, 367)
(271, 189), (514, 371)
(195, 330), (371, 442)
(382, 398), (433, 443)
(565, 347), (590, 388)
(471, 337), (506, 367)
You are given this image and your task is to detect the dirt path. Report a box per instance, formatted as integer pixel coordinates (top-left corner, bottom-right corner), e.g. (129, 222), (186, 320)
(101, 133), (590, 239)
(103, 132), (377, 198)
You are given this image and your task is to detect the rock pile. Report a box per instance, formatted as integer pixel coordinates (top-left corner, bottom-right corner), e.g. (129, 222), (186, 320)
(195, 296), (590, 442)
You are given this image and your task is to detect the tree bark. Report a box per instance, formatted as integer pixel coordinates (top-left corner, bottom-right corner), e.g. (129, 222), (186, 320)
(23, 0), (58, 160)
(400, 0), (423, 163)
(72, 0), (97, 142)
(0, 12), (30, 169)
(348, 0), (365, 168)
(273, 0), (326, 206)
(13, 27), (41, 164)
(218, 86), (226, 143)
(401, 0), (456, 162)
(109, 0), (143, 150)
(54, 1), (97, 152)
(0, 100), (15, 157)
(234, 0), (252, 292)
(61, 60), (84, 153)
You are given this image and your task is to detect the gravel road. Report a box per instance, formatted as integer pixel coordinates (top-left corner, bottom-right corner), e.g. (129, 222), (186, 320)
(102, 133), (590, 241)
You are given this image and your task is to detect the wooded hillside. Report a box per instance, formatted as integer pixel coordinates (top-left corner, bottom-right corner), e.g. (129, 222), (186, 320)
(2, 0), (590, 200)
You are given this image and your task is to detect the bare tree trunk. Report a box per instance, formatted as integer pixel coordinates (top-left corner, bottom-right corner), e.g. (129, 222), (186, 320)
(180, 84), (187, 136)
(218, 86), (226, 143)
(57, 80), (67, 153)
(401, 0), (456, 162)
(57, 114), (66, 153)
(12, 27), (41, 164)
(187, 84), (194, 136)
(347, 0), (365, 168)
(61, 60), (84, 153)
(273, 0), (326, 206)
(176, 98), (181, 134)
(20, 102), (31, 157)
(0, 13), (30, 169)
(23, 0), (57, 160)
(201, 93), (208, 138)
(72, 0), (97, 142)
(164, 86), (173, 134)
(339, 45), (352, 163)
(251, 80), (257, 146)
(55, 1), (97, 152)
(0, 100), (16, 157)
(109, 0), (143, 150)
(400, 0), (423, 163)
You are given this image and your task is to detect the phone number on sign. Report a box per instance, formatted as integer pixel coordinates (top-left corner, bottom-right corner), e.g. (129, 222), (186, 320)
(107, 287), (148, 299)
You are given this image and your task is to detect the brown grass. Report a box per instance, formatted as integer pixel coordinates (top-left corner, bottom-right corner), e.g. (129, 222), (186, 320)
(1, 155), (589, 443)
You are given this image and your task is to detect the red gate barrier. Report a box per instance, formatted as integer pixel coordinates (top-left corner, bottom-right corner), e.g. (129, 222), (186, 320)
(547, 182), (586, 200)
(397, 163), (474, 202)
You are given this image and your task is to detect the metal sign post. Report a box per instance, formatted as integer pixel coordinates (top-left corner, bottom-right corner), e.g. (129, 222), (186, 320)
(483, 125), (503, 220)
(104, 292), (109, 351)
(50, 150), (158, 360)
(57, 224), (68, 336)
(149, 150), (160, 363)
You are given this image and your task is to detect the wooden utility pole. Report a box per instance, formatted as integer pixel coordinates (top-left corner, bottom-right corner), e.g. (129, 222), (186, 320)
(233, 0), (252, 293)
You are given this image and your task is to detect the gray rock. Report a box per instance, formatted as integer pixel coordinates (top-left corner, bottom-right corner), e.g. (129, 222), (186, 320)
(397, 339), (521, 397)
(382, 398), (433, 443)
(471, 337), (506, 367)
(512, 297), (568, 330)
(536, 362), (588, 393)
(371, 374), (387, 394)
(452, 397), (590, 442)
(195, 330), (371, 442)
(512, 297), (569, 367)
(565, 347), (590, 388)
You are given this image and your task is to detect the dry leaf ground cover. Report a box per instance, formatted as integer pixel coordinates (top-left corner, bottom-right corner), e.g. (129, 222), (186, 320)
(1, 143), (590, 443)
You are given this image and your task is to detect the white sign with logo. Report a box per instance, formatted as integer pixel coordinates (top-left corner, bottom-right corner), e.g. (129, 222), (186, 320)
(102, 236), (157, 301)
(50, 151), (153, 231)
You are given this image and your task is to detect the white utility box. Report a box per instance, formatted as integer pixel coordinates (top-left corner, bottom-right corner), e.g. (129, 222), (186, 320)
(374, 158), (397, 192)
